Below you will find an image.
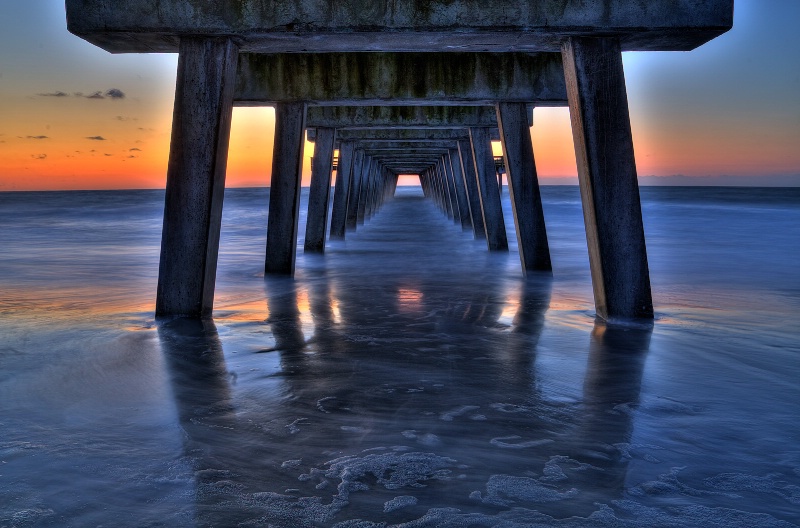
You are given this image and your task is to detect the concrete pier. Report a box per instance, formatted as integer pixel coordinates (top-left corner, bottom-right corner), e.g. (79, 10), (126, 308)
(66, 0), (733, 319)
(264, 102), (306, 275)
(155, 38), (238, 318)
(562, 37), (653, 319)
(496, 102), (552, 272)
(329, 141), (354, 240)
(303, 127), (336, 253)
(470, 127), (508, 251)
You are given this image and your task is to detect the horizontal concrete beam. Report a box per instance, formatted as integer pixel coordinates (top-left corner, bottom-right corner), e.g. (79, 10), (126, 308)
(305, 106), (503, 129)
(315, 129), (499, 142)
(352, 141), (459, 150)
(66, 0), (732, 53)
(234, 53), (567, 105)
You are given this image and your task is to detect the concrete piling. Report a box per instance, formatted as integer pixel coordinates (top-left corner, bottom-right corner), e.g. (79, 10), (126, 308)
(304, 127), (336, 253)
(155, 37), (238, 318)
(470, 127), (508, 252)
(496, 102), (552, 273)
(562, 37), (653, 320)
(264, 102), (307, 275)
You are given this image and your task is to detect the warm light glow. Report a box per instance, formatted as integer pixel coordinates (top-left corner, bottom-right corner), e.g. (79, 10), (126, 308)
(397, 175), (420, 186)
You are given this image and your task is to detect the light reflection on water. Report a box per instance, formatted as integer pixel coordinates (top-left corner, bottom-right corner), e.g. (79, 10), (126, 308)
(0, 187), (798, 526)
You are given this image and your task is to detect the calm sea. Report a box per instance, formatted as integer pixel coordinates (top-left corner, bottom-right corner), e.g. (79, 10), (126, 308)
(1, 186), (798, 527)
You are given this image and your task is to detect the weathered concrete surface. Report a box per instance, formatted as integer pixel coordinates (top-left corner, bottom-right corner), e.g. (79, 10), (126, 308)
(67, 0), (733, 53)
(329, 140), (354, 240)
(304, 127), (336, 253)
(345, 149), (365, 230)
(496, 102), (552, 273)
(327, 129), (475, 142)
(305, 106), (501, 129)
(264, 102), (306, 275)
(458, 138), (486, 239)
(449, 148), (473, 231)
(155, 38), (238, 318)
(562, 37), (653, 320)
(235, 53), (567, 105)
(470, 127), (508, 251)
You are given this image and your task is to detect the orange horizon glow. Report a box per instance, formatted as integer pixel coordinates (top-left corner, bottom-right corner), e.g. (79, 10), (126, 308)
(2, 105), (799, 191)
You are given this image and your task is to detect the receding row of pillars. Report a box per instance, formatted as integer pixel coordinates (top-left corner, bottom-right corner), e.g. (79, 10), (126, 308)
(155, 36), (653, 322)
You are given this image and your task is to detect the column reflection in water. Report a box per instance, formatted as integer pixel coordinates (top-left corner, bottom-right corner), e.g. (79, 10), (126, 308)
(160, 265), (651, 524)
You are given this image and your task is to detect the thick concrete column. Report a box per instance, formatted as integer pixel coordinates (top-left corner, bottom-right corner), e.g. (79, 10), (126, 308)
(265, 102), (307, 275)
(496, 102), (552, 272)
(443, 154), (461, 224)
(458, 138), (486, 240)
(448, 148), (472, 231)
(346, 149), (364, 230)
(156, 37), (238, 318)
(304, 127), (336, 253)
(562, 37), (653, 320)
(439, 160), (455, 219)
(329, 140), (354, 240)
(357, 155), (372, 225)
(470, 127), (508, 251)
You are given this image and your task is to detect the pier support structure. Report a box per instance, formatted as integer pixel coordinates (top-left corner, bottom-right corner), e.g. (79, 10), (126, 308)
(496, 102), (551, 272)
(155, 37), (238, 318)
(562, 37), (653, 320)
(304, 127), (336, 253)
(67, 0), (733, 320)
(264, 102), (307, 275)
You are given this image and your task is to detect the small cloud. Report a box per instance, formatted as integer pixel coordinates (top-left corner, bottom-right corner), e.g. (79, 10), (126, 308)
(37, 91), (69, 97)
(129, 147), (141, 151)
(26, 135), (49, 140)
(85, 91), (105, 99)
(104, 153), (113, 157)
(86, 136), (106, 141)
(32, 154), (47, 160)
(128, 155), (137, 159)
(105, 88), (125, 99)
(115, 115), (137, 122)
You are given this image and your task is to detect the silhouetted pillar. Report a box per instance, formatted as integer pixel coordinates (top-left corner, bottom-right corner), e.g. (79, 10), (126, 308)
(470, 127), (508, 251)
(265, 102), (307, 275)
(443, 154), (461, 224)
(458, 138), (486, 240)
(496, 102), (552, 272)
(357, 156), (372, 225)
(346, 149), (364, 230)
(304, 127), (336, 253)
(329, 141), (354, 240)
(156, 37), (238, 318)
(562, 37), (653, 320)
(449, 148), (472, 231)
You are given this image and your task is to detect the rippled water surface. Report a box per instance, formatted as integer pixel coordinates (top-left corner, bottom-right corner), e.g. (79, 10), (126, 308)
(1, 186), (798, 527)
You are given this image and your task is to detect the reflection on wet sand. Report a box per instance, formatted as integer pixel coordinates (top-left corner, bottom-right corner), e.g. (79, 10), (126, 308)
(159, 262), (653, 525)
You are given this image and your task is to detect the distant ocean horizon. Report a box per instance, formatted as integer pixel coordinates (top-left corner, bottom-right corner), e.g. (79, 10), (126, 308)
(1, 185), (798, 526)
(2, 172), (800, 193)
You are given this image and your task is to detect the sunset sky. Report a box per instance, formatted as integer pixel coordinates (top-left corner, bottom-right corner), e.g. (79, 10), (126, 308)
(0, 0), (798, 191)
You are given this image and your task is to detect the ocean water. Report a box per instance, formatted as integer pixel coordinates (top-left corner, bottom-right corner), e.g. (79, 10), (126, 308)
(0, 185), (798, 527)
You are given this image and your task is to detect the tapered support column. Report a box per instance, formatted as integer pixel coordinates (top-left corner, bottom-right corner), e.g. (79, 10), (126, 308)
(156, 37), (238, 318)
(449, 148), (472, 231)
(329, 141), (354, 240)
(357, 155), (371, 225)
(265, 102), (307, 275)
(496, 102), (552, 272)
(304, 127), (336, 253)
(470, 127), (508, 251)
(458, 138), (486, 240)
(346, 149), (364, 230)
(443, 154), (461, 224)
(562, 37), (653, 320)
